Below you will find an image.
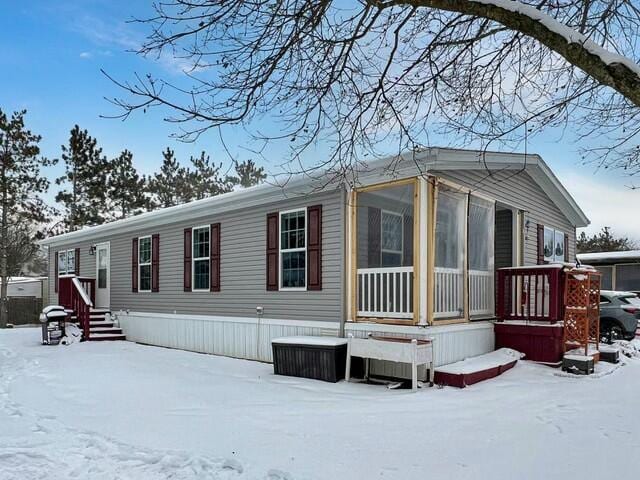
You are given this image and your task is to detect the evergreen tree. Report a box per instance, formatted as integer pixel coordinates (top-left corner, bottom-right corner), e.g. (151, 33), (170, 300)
(577, 227), (638, 254)
(147, 150), (267, 209)
(188, 151), (234, 200)
(55, 125), (110, 230)
(0, 108), (55, 328)
(149, 147), (191, 208)
(107, 149), (148, 219)
(230, 159), (266, 188)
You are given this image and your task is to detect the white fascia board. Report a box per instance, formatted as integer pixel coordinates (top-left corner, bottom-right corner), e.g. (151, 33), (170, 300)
(353, 147), (543, 186)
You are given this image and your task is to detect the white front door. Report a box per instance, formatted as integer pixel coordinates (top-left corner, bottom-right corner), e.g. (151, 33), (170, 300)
(95, 242), (110, 309)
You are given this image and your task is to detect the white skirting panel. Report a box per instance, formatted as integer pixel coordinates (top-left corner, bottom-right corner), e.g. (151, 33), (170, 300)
(345, 321), (495, 379)
(116, 311), (340, 363)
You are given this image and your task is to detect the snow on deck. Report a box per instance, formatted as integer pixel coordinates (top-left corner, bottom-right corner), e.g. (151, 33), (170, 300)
(435, 348), (523, 375)
(2, 328), (640, 479)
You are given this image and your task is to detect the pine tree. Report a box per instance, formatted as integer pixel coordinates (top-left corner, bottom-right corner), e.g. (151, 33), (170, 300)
(188, 151), (234, 200)
(55, 125), (110, 230)
(230, 159), (266, 188)
(107, 149), (148, 219)
(149, 147), (191, 208)
(577, 227), (638, 254)
(0, 109), (55, 328)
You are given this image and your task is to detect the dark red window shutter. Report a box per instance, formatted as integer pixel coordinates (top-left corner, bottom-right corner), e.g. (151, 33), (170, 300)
(564, 233), (570, 262)
(266, 213), (279, 291)
(536, 224), (545, 265)
(307, 205), (322, 290)
(184, 228), (192, 292)
(152, 234), (160, 292)
(368, 207), (381, 268)
(74, 247), (80, 275)
(210, 223), (220, 292)
(54, 251), (59, 293)
(132, 238), (138, 292)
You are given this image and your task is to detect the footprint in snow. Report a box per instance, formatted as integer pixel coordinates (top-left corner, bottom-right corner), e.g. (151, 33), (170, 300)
(221, 458), (243, 473)
(266, 469), (294, 480)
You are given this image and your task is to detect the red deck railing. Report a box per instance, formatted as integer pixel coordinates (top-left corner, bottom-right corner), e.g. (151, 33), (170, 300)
(496, 266), (565, 323)
(58, 276), (95, 340)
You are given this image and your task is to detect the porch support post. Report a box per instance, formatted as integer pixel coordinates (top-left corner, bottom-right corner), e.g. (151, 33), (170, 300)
(348, 189), (357, 323)
(463, 193), (470, 323)
(426, 178), (437, 325)
(418, 177), (429, 325)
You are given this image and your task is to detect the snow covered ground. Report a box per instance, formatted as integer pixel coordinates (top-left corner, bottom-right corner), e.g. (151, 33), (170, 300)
(2, 327), (640, 480)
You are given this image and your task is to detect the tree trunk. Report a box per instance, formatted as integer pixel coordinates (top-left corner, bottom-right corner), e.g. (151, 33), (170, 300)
(0, 160), (8, 329)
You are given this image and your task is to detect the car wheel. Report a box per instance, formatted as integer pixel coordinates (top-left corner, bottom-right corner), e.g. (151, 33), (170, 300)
(602, 324), (624, 344)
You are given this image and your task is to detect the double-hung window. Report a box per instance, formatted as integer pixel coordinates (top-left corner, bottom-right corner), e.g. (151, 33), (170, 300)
(381, 211), (403, 267)
(192, 226), (210, 291)
(138, 236), (152, 292)
(58, 249), (76, 275)
(280, 209), (306, 289)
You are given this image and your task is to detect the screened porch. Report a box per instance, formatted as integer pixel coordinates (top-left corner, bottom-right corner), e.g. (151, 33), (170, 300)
(351, 177), (499, 324)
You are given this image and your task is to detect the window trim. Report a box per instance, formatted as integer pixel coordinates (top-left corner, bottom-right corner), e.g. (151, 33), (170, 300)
(380, 209), (404, 265)
(138, 235), (152, 293)
(191, 225), (211, 292)
(279, 207), (307, 291)
(58, 249), (76, 276)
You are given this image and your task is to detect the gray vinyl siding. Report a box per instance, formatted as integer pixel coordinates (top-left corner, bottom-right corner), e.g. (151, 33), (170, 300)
(48, 190), (344, 323)
(433, 169), (577, 265)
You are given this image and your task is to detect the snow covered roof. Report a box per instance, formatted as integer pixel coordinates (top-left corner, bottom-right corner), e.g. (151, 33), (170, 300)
(39, 147), (588, 247)
(577, 250), (640, 263)
(0, 277), (47, 284)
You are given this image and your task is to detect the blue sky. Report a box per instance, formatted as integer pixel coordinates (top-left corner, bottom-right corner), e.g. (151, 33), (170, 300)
(1, 1), (638, 239)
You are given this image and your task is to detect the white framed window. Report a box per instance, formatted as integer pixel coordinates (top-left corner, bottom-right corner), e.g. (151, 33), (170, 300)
(192, 225), (210, 291)
(58, 249), (76, 275)
(138, 236), (152, 292)
(543, 227), (555, 262)
(381, 210), (403, 267)
(553, 230), (565, 262)
(280, 208), (306, 290)
(543, 226), (566, 263)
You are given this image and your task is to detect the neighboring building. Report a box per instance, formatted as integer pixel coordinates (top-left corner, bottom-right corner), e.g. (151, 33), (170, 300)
(576, 250), (640, 293)
(1, 276), (48, 326)
(38, 148), (588, 373)
(1, 276), (48, 299)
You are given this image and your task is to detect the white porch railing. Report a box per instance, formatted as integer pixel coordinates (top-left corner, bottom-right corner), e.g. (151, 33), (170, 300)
(357, 267), (413, 319)
(434, 268), (495, 319)
(434, 267), (464, 319)
(469, 269), (494, 318)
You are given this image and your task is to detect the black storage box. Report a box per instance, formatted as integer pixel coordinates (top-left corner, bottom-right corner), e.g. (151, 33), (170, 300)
(562, 354), (595, 375)
(599, 346), (620, 364)
(272, 336), (348, 383)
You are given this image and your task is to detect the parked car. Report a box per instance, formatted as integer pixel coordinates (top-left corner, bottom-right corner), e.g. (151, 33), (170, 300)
(599, 291), (640, 343)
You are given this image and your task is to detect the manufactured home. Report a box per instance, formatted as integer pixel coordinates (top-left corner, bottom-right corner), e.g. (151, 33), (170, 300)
(39, 148), (588, 373)
(577, 250), (640, 293)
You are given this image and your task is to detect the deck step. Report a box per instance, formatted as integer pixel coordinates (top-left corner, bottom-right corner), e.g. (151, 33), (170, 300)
(89, 321), (115, 328)
(90, 328), (123, 335)
(89, 333), (126, 341)
(90, 308), (111, 314)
